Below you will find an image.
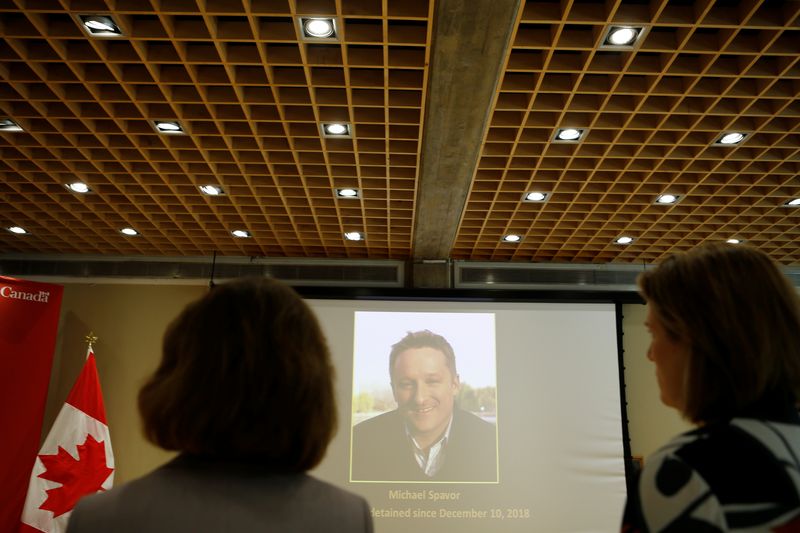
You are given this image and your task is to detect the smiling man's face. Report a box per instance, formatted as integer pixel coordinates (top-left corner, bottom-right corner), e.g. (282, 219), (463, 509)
(391, 346), (460, 446)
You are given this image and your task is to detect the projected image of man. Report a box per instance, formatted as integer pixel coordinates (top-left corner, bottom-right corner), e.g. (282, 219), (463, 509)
(351, 330), (497, 482)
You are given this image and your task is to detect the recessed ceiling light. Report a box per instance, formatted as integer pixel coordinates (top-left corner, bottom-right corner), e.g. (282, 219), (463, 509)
(555, 128), (584, 141)
(344, 231), (364, 241)
(655, 194), (680, 204)
(715, 132), (746, 145)
(154, 121), (183, 134)
(199, 185), (224, 196)
(608, 27), (638, 45)
(232, 229), (251, 238)
(67, 182), (91, 193)
(602, 26), (645, 47)
(322, 123), (350, 137)
(726, 238), (743, 244)
(8, 226), (28, 234)
(784, 198), (800, 207)
(502, 234), (522, 243)
(0, 119), (23, 132)
(79, 15), (122, 36)
(615, 236), (634, 245)
(120, 227), (138, 236)
(523, 191), (548, 202)
(336, 188), (360, 198)
(302, 18), (336, 39)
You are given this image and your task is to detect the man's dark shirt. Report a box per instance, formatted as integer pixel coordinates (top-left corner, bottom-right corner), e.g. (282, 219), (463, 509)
(350, 408), (497, 482)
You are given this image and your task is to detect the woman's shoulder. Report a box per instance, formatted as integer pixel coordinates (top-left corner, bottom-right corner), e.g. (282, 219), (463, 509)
(69, 458), (372, 533)
(632, 418), (800, 531)
(68, 460), (372, 533)
(645, 417), (800, 501)
(650, 416), (800, 464)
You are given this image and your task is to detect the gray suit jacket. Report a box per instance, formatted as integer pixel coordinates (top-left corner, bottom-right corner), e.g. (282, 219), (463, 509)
(67, 455), (373, 533)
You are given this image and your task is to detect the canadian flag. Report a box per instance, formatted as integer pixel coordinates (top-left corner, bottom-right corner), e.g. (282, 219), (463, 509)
(19, 347), (114, 533)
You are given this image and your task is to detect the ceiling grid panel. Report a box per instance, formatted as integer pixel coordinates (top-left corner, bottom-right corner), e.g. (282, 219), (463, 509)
(453, 0), (800, 264)
(0, 0), (798, 265)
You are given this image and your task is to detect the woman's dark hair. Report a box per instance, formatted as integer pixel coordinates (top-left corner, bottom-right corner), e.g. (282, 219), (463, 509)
(638, 243), (800, 423)
(138, 277), (336, 472)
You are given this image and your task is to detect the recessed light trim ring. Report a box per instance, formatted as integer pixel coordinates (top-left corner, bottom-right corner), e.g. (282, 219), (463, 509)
(336, 188), (360, 198)
(716, 132), (747, 145)
(524, 192), (548, 202)
(0, 119), (23, 131)
(323, 123), (350, 136)
(78, 14), (123, 36)
(154, 121), (184, 134)
(67, 182), (91, 193)
(304, 18), (335, 38)
(655, 194), (679, 204)
(608, 27), (638, 45)
(200, 185), (224, 196)
(600, 25), (648, 49)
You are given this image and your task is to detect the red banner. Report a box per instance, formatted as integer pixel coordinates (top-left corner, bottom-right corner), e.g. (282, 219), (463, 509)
(0, 277), (63, 533)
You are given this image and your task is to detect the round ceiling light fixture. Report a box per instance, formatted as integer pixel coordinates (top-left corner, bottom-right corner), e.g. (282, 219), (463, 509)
(0, 119), (23, 131)
(607, 27), (638, 45)
(154, 121), (183, 133)
(304, 18), (335, 38)
(200, 185), (224, 196)
(717, 132), (746, 145)
(555, 128), (583, 141)
(655, 194), (678, 204)
(80, 15), (122, 36)
(67, 182), (91, 193)
(524, 192), (548, 202)
(324, 123), (349, 136)
(336, 188), (359, 198)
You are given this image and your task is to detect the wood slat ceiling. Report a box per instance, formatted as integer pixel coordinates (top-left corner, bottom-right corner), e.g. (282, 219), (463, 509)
(0, 0), (799, 265)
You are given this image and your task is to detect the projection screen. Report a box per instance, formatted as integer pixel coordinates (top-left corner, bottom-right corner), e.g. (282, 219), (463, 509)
(308, 297), (628, 533)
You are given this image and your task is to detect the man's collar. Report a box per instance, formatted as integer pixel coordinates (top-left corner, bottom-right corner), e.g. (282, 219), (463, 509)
(404, 413), (454, 452)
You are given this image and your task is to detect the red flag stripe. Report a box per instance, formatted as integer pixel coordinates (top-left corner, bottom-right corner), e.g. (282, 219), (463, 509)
(64, 352), (107, 425)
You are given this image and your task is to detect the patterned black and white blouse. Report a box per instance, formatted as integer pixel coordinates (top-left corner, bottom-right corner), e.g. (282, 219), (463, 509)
(623, 415), (800, 532)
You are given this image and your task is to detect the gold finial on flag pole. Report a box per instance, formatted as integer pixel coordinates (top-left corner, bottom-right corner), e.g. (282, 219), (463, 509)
(85, 332), (98, 348)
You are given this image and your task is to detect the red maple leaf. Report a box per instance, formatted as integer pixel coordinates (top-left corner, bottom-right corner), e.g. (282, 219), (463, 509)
(37, 434), (114, 517)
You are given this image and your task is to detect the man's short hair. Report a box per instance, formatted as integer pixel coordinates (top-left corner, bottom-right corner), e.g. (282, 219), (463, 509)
(389, 330), (458, 381)
(638, 243), (800, 424)
(138, 277), (337, 472)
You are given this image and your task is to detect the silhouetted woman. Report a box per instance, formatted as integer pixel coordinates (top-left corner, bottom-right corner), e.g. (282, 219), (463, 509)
(623, 243), (800, 531)
(69, 278), (373, 533)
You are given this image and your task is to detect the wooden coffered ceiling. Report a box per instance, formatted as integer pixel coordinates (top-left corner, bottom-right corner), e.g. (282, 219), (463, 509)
(1, 0), (799, 265)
